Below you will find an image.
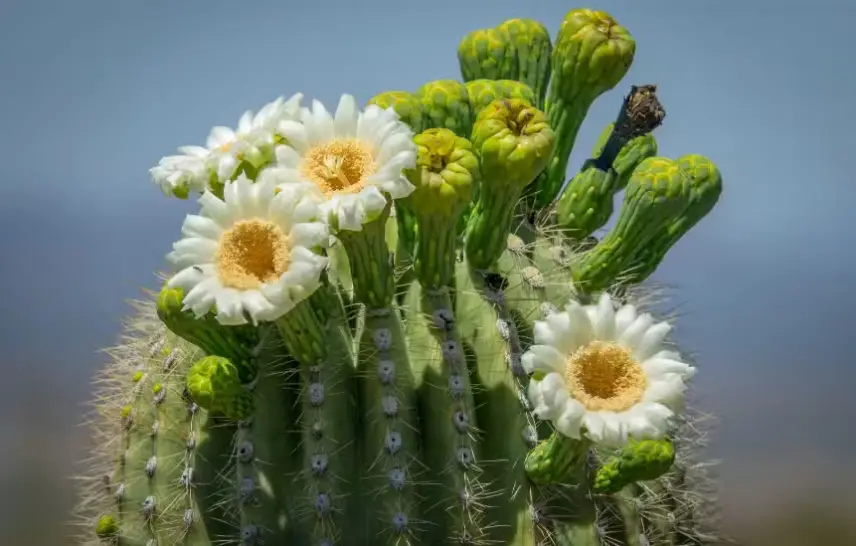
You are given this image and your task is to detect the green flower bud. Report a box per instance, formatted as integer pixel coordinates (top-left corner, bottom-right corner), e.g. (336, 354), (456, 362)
(525, 432), (590, 485)
(465, 79), (536, 119)
(415, 80), (474, 138)
(457, 27), (518, 82)
(573, 157), (692, 292)
(186, 356), (254, 420)
(95, 514), (118, 539)
(593, 439), (676, 494)
(623, 154), (722, 284)
(367, 90), (424, 133)
(401, 128), (479, 287)
(497, 18), (552, 105)
(555, 160), (620, 238)
(471, 99), (554, 188)
(534, 8), (637, 207)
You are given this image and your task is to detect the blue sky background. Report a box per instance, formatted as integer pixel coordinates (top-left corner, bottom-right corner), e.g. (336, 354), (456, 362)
(1, 0), (854, 544)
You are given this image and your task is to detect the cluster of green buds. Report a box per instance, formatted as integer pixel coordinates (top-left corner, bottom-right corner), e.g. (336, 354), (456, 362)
(74, 6), (724, 546)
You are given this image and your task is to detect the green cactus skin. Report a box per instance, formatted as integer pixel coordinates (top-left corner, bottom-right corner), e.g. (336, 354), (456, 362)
(572, 157), (694, 293)
(75, 8), (728, 546)
(534, 9), (636, 207)
(466, 98), (555, 270)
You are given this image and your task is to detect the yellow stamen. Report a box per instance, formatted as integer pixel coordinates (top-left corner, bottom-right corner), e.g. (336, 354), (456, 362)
(215, 219), (291, 290)
(565, 341), (646, 412)
(300, 138), (376, 196)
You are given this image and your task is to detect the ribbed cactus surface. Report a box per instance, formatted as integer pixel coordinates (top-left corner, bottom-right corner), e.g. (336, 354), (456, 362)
(74, 6), (725, 546)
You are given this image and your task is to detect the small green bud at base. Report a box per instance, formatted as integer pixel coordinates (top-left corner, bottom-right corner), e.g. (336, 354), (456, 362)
(95, 514), (118, 538)
(186, 356), (254, 419)
(525, 432), (590, 485)
(593, 439), (676, 494)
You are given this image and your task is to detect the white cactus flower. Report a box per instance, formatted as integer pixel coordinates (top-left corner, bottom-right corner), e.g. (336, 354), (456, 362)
(149, 94), (304, 196)
(524, 293), (696, 447)
(166, 173), (329, 326)
(263, 94), (417, 232)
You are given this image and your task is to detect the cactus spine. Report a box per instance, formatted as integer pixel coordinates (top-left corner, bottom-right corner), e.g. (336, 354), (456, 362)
(75, 6), (725, 546)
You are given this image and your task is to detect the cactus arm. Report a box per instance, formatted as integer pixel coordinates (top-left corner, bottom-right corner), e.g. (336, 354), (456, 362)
(457, 28), (518, 82)
(356, 308), (422, 544)
(592, 122), (659, 191)
(336, 207), (397, 310)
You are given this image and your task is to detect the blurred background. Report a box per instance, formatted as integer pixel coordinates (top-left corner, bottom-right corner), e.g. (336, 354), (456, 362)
(1, 0), (854, 544)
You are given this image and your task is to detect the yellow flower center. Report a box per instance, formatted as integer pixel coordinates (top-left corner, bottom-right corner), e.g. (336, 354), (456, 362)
(215, 219), (291, 290)
(565, 341), (646, 412)
(300, 138), (376, 197)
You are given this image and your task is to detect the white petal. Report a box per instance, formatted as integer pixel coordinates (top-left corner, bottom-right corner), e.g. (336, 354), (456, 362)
(180, 215), (222, 240)
(214, 289), (248, 325)
(642, 354), (695, 381)
(590, 293), (616, 340)
(198, 191), (234, 227)
(524, 344), (566, 375)
(614, 304), (638, 337)
(642, 376), (687, 408)
(358, 186), (388, 220)
(633, 321), (672, 361)
(206, 126), (235, 149)
(306, 99), (335, 143)
(565, 301), (595, 350)
(330, 196), (365, 232)
(278, 120), (309, 154)
(290, 222), (330, 249)
(374, 174), (416, 199)
(554, 399), (586, 439)
(333, 94), (359, 137)
(168, 238), (218, 268)
(274, 145), (303, 168)
(617, 313), (654, 350)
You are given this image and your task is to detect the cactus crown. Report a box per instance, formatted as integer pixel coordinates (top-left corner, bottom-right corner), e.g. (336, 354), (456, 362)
(74, 6), (724, 546)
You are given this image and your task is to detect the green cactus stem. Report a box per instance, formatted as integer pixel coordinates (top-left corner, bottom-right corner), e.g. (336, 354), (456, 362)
(525, 432), (590, 486)
(573, 156), (693, 294)
(466, 99), (555, 270)
(533, 9), (636, 207)
(399, 128), (478, 288)
(186, 356), (254, 419)
(336, 206), (397, 310)
(556, 85), (665, 239)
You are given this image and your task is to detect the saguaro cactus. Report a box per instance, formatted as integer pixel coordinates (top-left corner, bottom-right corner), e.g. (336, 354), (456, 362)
(74, 6), (725, 546)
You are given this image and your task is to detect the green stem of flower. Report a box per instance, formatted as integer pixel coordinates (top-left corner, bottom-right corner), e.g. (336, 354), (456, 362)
(337, 207), (396, 308)
(465, 186), (523, 270)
